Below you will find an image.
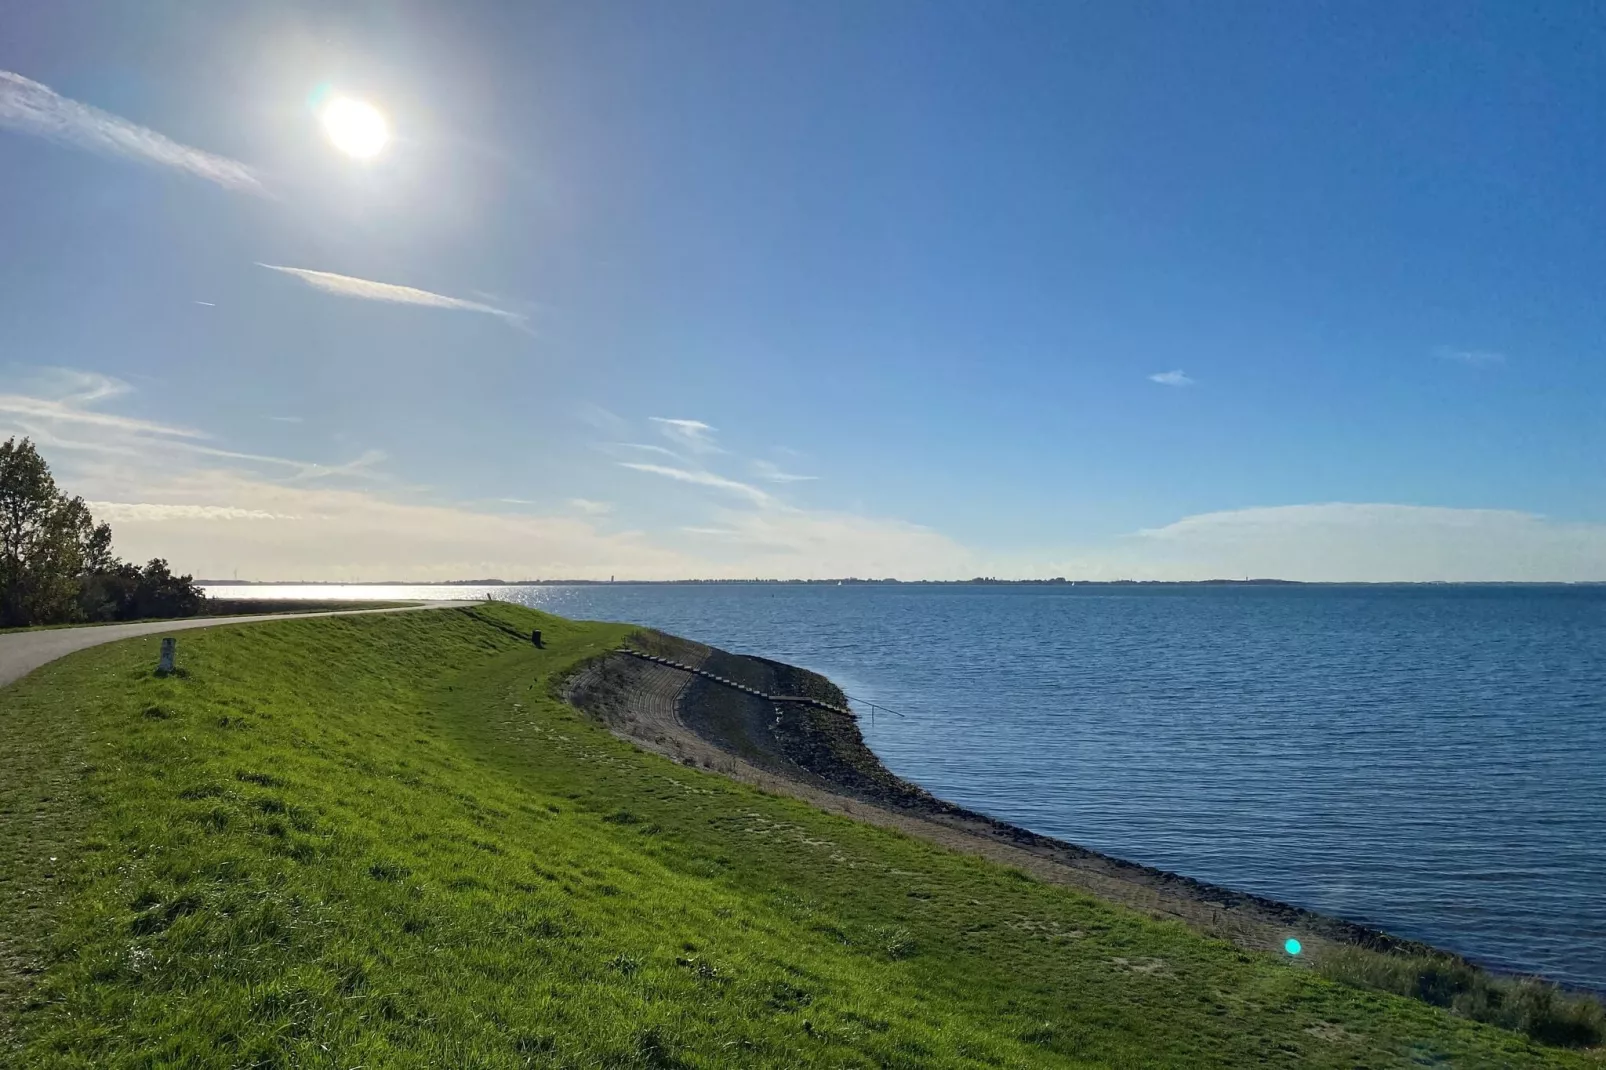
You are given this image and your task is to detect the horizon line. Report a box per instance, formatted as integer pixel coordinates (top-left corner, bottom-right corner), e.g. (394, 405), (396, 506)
(198, 577), (1606, 587)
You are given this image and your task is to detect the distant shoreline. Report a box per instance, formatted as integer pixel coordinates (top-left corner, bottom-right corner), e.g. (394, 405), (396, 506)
(198, 578), (1605, 588)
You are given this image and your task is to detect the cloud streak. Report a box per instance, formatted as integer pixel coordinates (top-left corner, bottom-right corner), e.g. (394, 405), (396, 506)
(1123, 502), (1606, 581)
(1148, 370), (1195, 387)
(0, 70), (262, 193)
(27, 374), (1597, 581)
(11, 369), (977, 581)
(0, 391), (205, 439)
(650, 417), (721, 454)
(88, 502), (298, 522)
(615, 442), (682, 460)
(753, 459), (817, 483)
(618, 462), (772, 505)
(74, 457), (975, 581)
(0, 368), (398, 488)
(294, 449), (389, 482)
(257, 264), (525, 325)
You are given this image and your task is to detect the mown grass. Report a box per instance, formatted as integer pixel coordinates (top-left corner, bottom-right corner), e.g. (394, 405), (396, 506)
(0, 604), (1600, 1068)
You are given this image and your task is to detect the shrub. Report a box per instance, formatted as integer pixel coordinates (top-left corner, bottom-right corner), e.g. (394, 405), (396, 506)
(1317, 946), (1605, 1047)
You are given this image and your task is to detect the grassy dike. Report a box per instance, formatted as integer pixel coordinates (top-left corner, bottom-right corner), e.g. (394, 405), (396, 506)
(0, 604), (1598, 1068)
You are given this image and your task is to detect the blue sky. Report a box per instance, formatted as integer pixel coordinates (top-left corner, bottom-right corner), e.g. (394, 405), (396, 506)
(2, 1), (1602, 580)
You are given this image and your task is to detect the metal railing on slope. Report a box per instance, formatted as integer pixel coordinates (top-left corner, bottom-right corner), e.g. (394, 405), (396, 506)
(614, 647), (907, 721)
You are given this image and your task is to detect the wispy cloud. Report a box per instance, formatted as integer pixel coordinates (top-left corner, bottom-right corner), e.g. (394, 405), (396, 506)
(1435, 346), (1506, 366)
(615, 442), (682, 460)
(685, 506), (974, 574)
(294, 449), (388, 481)
(257, 264), (526, 327)
(1124, 502), (1606, 581)
(268, 415), (304, 423)
(576, 404), (629, 436)
(618, 462), (772, 505)
(27, 375), (1604, 581)
(0, 390), (205, 439)
(97, 468), (978, 582)
(7, 374), (981, 579)
(752, 459), (817, 483)
(88, 502), (298, 522)
(85, 469), (708, 582)
(1148, 370), (1195, 387)
(0, 70), (262, 193)
(0, 368), (397, 488)
(650, 417), (721, 454)
(52, 369), (133, 405)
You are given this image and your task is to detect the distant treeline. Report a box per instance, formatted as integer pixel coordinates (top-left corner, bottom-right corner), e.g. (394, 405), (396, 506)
(1, 438), (204, 629)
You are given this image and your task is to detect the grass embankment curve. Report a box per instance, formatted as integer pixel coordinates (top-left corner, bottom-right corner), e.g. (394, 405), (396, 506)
(0, 604), (1598, 1067)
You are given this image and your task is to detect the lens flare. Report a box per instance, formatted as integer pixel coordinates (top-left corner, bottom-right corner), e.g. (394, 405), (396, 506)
(320, 97), (389, 159)
(1284, 938), (1303, 956)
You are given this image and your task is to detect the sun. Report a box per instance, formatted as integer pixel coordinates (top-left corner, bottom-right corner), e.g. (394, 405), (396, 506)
(320, 97), (389, 159)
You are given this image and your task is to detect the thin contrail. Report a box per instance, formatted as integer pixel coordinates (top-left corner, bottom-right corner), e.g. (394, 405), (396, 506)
(257, 263), (528, 327)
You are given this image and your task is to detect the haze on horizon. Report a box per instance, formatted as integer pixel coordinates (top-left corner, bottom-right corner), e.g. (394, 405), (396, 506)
(2, 2), (1602, 583)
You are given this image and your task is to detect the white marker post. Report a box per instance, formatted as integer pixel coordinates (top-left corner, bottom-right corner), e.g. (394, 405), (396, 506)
(156, 638), (177, 676)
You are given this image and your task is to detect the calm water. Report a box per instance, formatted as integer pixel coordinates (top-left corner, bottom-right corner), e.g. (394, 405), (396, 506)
(210, 583), (1606, 990)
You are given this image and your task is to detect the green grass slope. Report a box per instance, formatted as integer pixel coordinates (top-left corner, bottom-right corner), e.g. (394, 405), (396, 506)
(0, 604), (1598, 1068)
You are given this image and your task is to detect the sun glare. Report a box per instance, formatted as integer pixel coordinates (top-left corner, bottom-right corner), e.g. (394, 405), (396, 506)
(320, 97), (389, 159)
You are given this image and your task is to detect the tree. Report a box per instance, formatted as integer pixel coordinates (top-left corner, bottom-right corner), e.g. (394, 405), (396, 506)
(0, 438), (90, 627)
(138, 559), (204, 618)
(0, 437), (203, 627)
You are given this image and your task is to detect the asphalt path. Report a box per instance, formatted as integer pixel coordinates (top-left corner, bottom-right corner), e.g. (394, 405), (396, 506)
(0, 602), (478, 690)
